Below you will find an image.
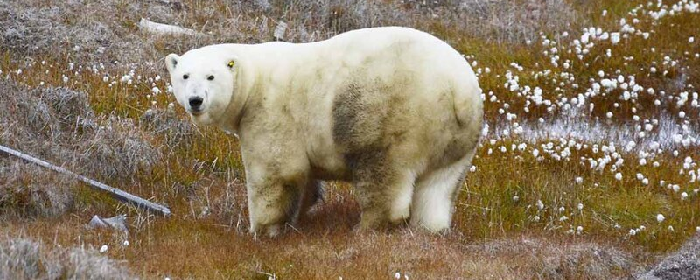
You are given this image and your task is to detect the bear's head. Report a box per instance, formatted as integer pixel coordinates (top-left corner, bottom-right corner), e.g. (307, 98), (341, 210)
(165, 48), (239, 126)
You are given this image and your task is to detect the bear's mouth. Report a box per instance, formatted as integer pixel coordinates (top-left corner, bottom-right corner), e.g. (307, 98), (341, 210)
(190, 111), (203, 116)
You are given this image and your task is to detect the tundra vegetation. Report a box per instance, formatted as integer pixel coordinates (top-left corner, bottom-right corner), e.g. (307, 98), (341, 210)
(0, 0), (699, 279)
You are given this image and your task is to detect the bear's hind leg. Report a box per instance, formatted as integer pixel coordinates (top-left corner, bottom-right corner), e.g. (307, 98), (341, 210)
(354, 165), (416, 230)
(388, 171), (416, 225)
(410, 150), (476, 232)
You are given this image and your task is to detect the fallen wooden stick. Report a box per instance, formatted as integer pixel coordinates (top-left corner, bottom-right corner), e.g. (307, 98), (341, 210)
(137, 18), (201, 36)
(0, 144), (172, 217)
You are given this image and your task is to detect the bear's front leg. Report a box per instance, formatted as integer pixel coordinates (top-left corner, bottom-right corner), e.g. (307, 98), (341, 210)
(292, 180), (324, 223)
(246, 175), (298, 238)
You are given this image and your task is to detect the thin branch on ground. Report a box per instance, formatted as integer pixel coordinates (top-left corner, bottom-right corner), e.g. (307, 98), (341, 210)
(0, 144), (172, 217)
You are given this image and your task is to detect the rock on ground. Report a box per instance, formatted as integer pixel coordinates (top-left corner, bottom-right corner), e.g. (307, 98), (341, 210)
(637, 235), (700, 280)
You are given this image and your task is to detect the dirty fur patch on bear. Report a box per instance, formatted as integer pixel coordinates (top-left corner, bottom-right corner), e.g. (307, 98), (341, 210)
(333, 81), (388, 152)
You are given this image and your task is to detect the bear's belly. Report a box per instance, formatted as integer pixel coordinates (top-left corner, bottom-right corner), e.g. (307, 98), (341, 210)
(306, 148), (351, 181)
(310, 166), (352, 181)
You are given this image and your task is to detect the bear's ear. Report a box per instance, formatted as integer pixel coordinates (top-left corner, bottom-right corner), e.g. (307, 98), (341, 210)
(165, 54), (179, 73)
(225, 55), (241, 71)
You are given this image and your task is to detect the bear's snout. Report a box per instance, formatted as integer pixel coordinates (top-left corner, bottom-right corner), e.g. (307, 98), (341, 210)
(188, 97), (204, 113)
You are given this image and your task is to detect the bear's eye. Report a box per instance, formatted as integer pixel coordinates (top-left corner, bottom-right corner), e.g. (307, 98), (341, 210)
(207, 75), (214, 81)
(183, 74), (189, 80)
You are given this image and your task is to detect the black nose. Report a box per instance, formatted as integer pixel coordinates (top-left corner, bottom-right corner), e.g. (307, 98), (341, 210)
(189, 97), (203, 110)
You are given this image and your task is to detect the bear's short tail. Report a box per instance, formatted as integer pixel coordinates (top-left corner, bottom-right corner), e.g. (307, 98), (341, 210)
(452, 72), (483, 133)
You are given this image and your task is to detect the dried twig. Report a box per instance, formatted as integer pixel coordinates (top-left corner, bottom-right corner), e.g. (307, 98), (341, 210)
(137, 18), (201, 36)
(0, 144), (171, 217)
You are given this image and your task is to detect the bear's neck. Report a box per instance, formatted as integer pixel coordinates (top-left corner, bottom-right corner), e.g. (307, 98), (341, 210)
(215, 62), (254, 135)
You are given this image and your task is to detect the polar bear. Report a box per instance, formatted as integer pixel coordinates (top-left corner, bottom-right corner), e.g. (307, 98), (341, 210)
(165, 27), (483, 237)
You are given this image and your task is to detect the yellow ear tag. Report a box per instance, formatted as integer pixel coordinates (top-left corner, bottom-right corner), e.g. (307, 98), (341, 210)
(227, 61), (235, 68)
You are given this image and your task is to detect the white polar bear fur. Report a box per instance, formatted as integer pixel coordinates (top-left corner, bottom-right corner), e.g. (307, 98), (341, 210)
(165, 27), (483, 237)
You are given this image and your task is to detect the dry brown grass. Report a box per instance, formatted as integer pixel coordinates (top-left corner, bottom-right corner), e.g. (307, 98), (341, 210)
(1, 0), (699, 279)
(0, 79), (161, 218)
(0, 235), (136, 280)
(0, 202), (647, 279)
(0, 0), (584, 63)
